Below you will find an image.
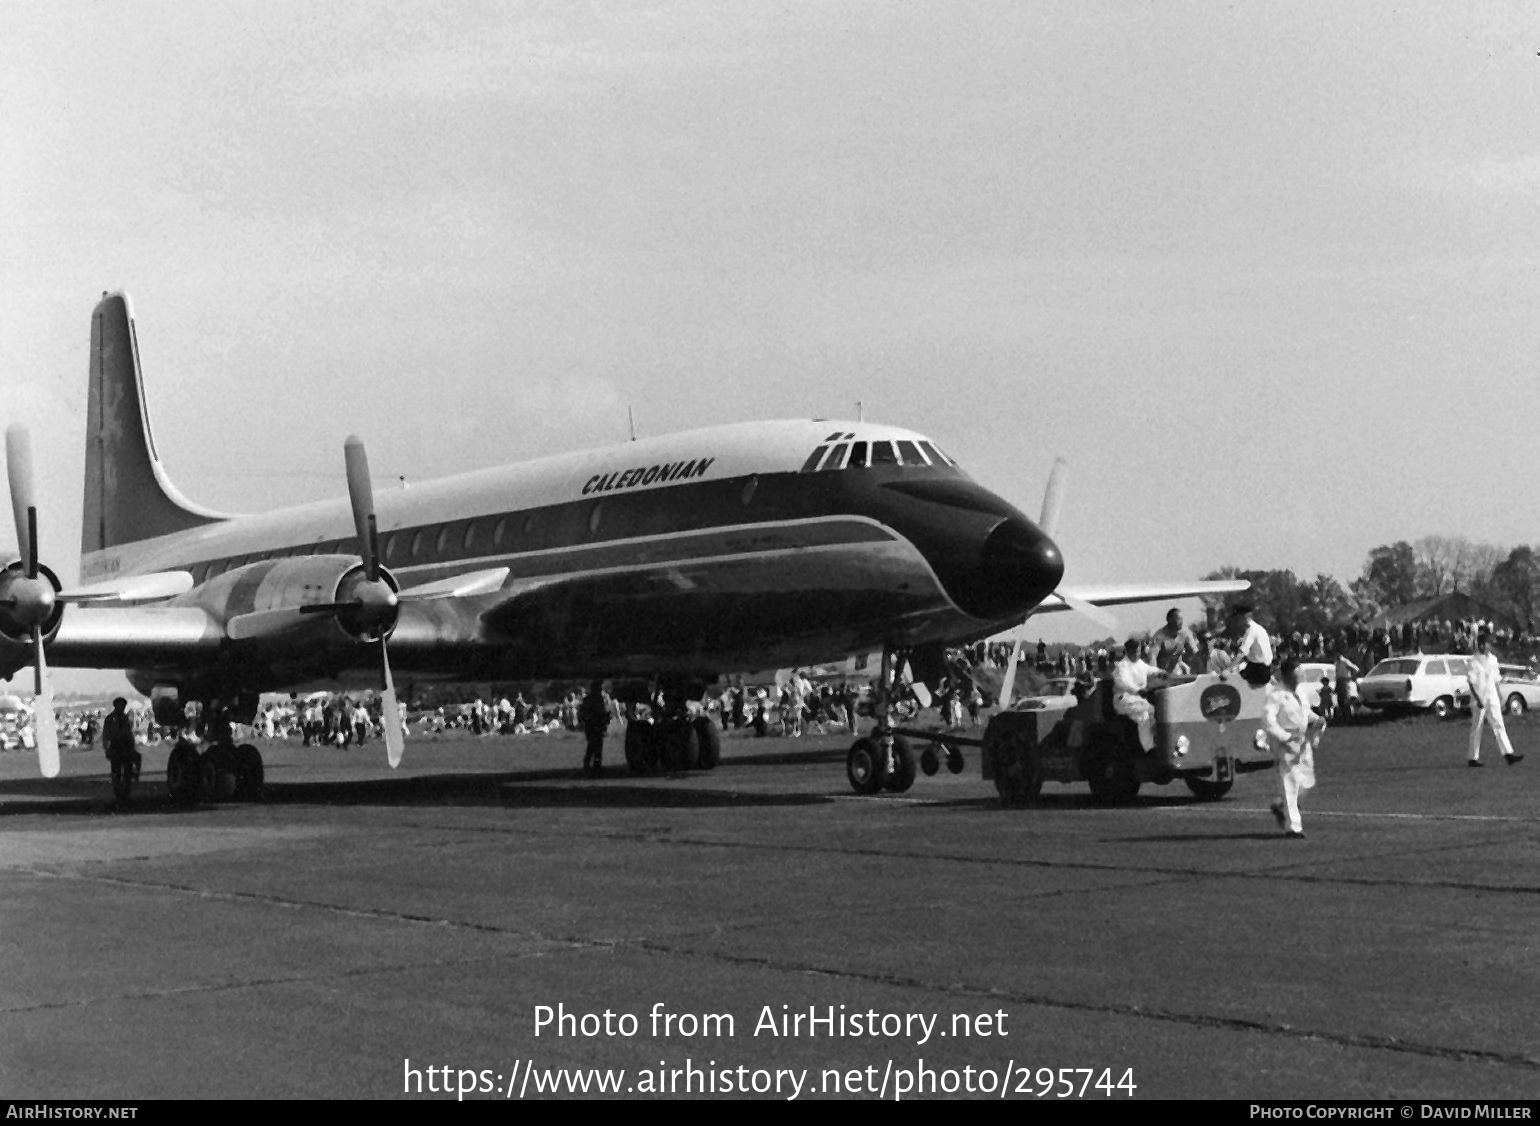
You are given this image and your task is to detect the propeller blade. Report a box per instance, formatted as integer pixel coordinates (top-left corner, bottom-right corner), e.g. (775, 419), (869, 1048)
(1039, 457), (1068, 540)
(380, 638), (404, 769)
(1056, 589), (1119, 633)
(343, 436), (378, 582)
(5, 426), (35, 575)
(998, 627), (1025, 710)
(32, 627), (58, 778)
(398, 567), (510, 601)
(61, 570), (196, 603)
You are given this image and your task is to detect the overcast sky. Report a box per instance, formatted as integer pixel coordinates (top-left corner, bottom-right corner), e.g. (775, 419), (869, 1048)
(3, 2), (1538, 668)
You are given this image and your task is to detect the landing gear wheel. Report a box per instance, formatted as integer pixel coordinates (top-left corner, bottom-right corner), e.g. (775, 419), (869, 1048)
(990, 734), (1042, 808)
(1085, 733), (1140, 805)
(660, 720), (700, 771)
(881, 734), (916, 793)
(233, 744), (265, 801)
(946, 745), (966, 774)
(624, 723), (661, 776)
(692, 716), (721, 770)
(166, 739), (201, 805)
(920, 746), (940, 776)
(201, 743), (239, 801)
(846, 737), (882, 795)
(1184, 775), (1233, 801)
(197, 757), (219, 803)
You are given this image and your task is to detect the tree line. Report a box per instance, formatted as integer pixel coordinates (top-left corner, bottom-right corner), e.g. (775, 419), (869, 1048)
(1198, 535), (1539, 638)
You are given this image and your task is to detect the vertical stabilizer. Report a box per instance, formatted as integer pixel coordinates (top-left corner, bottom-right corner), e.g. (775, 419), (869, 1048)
(82, 292), (227, 555)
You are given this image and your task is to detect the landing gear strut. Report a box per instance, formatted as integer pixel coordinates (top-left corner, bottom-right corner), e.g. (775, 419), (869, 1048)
(845, 646), (916, 795)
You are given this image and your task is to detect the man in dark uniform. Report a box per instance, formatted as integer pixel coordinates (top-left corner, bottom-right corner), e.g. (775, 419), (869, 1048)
(102, 696), (140, 802)
(579, 680), (611, 776)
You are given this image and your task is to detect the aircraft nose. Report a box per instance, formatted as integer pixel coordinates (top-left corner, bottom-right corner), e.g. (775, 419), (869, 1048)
(963, 517), (1064, 621)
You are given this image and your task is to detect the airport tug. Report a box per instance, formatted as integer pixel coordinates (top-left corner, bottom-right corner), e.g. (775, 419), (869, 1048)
(884, 673), (1278, 807)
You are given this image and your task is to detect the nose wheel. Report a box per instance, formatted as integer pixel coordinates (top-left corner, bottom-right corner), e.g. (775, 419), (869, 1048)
(845, 731), (915, 794)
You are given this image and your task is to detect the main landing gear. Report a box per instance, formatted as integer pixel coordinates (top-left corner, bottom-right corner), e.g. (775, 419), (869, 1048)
(166, 737), (265, 804)
(624, 715), (722, 775)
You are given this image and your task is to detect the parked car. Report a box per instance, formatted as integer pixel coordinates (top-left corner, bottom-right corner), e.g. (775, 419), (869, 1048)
(1497, 665), (1540, 716)
(1357, 655), (1471, 718)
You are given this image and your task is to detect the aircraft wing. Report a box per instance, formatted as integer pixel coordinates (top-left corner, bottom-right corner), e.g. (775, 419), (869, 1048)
(1034, 579), (1251, 614)
(1, 604), (227, 679)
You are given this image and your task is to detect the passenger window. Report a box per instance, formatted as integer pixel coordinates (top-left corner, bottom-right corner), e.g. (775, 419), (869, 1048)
(1426, 661), (1447, 676)
(869, 441), (898, 466)
(463, 522), (478, 552)
(493, 517), (508, 547)
(410, 530), (423, 559)
(383, 533), (399, 563)
(849, 441), (869, 468)
(436, 525), (452, 556)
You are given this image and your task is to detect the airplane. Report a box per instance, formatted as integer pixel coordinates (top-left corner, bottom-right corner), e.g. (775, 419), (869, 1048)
(0, 291), (1245, 796)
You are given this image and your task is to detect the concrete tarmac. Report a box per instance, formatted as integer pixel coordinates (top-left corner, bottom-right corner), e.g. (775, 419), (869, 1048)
(1, 716), (1536, 1100)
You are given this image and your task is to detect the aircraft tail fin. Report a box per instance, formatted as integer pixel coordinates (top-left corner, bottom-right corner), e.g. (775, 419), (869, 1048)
(82, 292), (228, 556)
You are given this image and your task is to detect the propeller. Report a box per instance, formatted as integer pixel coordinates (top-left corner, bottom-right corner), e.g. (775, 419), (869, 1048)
(1, 425), (197, 777)
(4, 426), (59, 777)
(342, 436), (405, 768)
(996, 459), (1115, 710)
(228, 438), (517, 768)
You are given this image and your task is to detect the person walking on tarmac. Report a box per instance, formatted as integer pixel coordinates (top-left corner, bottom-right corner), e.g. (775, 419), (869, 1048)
(1467, 632), (1523, 767)
(579, 680), (611, 776)
(102, 696), (140, 804)
(1264, 658), (1325, 839)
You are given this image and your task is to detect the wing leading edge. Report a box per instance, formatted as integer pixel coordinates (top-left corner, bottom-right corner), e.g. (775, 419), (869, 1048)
(1034, 579), (1251, 615)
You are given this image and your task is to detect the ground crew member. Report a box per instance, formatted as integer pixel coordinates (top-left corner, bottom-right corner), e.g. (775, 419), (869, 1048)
(1467, 632), (1523, 767)
(1227, 604), (1274, 687)
(579, 680), (611, 776)
(1264, 658), (1324, 838)
(1112, 638), (1162, 752)
(1151, 607), (1199, 673)
(102, 696), (140, 800)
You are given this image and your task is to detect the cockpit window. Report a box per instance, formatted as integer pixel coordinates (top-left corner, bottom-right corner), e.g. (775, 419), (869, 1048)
(820, 442), (850, 471)
(849, 441), (869, 468)
(895, 440), (926, 465)
(801, 446), (830, 473)
(869, 441), (898, 466)
(916, 440), (952, 466)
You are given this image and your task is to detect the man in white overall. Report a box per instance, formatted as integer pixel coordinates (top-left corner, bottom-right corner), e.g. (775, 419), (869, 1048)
(1112, 639), (1163, 752)
(1467, 632), (1523, 767)
(1264, 658), (1325, 839)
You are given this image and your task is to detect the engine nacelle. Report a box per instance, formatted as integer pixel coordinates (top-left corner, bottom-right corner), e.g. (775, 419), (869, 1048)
(0, 560), (64, 645)
(193, 555), (401, 642)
